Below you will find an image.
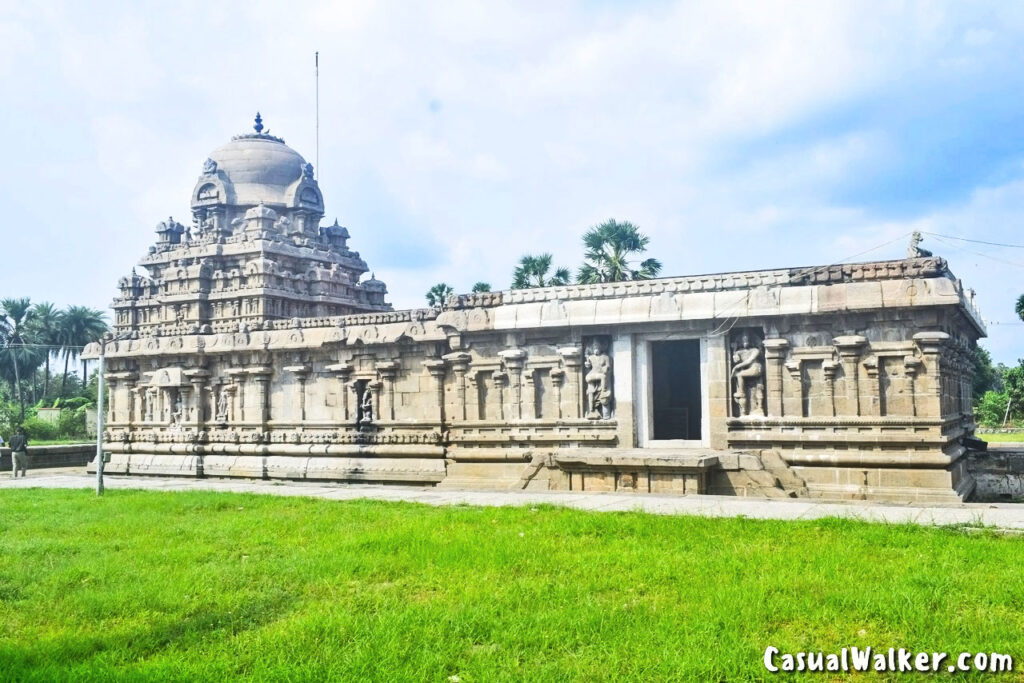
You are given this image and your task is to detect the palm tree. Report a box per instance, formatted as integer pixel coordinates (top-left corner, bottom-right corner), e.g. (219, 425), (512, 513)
(58, 306), (109, 398)
(1017, 293), (1024, 322)
(27, 302), (63, 399)
(1, 297), (41, 420)
(511, 254), (570, 289)
(576, 219), (662, 284)
(425, 283), (454, 308)
(471, 282), (492, 293)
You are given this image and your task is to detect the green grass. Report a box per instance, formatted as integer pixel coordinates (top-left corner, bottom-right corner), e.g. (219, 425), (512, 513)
(23, 438), (92, 446)
(2, 490), (1024, 681)
(979, 432), (1024, 443)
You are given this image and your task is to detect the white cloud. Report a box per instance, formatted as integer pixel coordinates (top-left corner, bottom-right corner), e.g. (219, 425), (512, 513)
(2, 0), (1023, 362)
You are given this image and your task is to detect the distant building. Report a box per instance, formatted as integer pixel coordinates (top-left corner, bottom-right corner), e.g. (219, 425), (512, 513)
(85, 117), (986, 502)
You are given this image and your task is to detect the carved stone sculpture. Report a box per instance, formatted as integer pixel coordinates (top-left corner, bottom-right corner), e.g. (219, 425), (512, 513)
(359, 386), (374, 431)
(907, 231), (933, 258)
(173, 394), (183, 424)
(731, 331), (765, 417)
(584, 338), (613, 420)
(215, 389), (228, 422)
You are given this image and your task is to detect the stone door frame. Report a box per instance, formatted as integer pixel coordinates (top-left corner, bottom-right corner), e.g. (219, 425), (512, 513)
(634, 332), (710, 449)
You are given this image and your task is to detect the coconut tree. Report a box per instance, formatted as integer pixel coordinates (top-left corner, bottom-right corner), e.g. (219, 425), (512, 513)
(576, 219), (662, 284)
(1017, 293), (1024, 322)
(425, 283), (455, 308)
(1, 298), (42, 420)
(27, 302), (63, 399)
(511, 254), (570, 289)
(58, 306), (109, 398)
(471, 282), (492, 293)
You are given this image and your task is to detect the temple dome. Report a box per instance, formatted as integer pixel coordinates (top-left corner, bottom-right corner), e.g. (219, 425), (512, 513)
(191, 114), (323, 213)
(207, 136), (306, 206)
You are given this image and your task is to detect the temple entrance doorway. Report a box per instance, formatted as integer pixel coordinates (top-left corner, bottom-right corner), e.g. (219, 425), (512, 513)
(650, 340), (702, 441)
(635, 335), (708, 448)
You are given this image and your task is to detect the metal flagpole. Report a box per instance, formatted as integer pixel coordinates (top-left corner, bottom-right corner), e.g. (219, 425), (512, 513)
(315, 51), (319, 180)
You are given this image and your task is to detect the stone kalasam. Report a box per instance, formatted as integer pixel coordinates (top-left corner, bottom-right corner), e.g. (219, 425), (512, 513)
(84, 118), (985, 502)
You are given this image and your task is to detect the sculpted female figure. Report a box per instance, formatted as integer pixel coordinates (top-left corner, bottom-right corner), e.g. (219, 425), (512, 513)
(584, 339), (613, 419)
(731, 332), (764, 417)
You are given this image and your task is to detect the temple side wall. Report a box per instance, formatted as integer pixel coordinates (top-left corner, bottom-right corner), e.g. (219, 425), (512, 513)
(88, 258), (985, 502)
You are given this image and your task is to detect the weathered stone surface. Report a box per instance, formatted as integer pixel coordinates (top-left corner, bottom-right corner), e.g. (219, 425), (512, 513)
(83, 122), (987, 503)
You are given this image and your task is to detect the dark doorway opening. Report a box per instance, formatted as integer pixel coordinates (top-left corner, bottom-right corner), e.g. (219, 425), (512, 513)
(651, 340), (702, 440)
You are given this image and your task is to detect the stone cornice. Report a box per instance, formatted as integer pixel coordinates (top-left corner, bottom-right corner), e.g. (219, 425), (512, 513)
(449, 258), (951, 310)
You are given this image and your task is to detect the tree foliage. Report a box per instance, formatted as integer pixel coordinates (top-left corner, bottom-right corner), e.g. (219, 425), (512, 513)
(58, 306), (108, 396)
(972, 346), (999, 400)
(425, 283), (455, 308)
(576, 219), (662, 284)
(471, 282), (492, 293)
(512, 254), (570, 289)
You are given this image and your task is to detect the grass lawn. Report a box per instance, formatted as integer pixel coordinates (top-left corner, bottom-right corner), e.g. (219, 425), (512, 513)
(979, 432), (1024, 443)
(23, 439), (93, 447)
(2, 490), (1024, 680)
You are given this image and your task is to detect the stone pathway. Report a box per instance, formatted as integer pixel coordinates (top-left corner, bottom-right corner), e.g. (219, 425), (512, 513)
(4, 468), (1024, 531)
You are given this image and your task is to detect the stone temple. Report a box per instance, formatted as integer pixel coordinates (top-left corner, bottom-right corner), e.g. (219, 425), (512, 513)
(85, 116), (987, 502)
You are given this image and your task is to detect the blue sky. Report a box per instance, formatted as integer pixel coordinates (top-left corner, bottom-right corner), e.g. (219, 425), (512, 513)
(1, 1), (1023, 363)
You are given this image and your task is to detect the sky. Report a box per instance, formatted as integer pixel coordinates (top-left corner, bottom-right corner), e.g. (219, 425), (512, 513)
(1, 0), (1023, 363)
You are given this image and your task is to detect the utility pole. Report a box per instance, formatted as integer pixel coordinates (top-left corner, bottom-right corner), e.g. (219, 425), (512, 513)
(95, 337), (107, 495)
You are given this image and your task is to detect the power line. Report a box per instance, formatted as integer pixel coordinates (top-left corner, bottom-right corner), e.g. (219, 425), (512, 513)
(928, 234), (1024, 269)
(922, 232), (1024, 249)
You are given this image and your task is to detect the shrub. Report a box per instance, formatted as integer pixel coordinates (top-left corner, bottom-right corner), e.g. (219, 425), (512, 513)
(57, 408), (87, 439)
(20, 416), (58, 441)
(976, 391), (1011, 427)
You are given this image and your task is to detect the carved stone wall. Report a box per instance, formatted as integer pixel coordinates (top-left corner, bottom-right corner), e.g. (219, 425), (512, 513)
(87, 255), (985, 502)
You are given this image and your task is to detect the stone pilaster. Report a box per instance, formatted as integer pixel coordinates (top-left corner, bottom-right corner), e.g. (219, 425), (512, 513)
(549, 368), (565, 419)
(762, 339), (789, 417)
(913, 331), (950, 419)
(498, 349), (527, 420)
(249, 367), (274, 430)
(423, 359), (447, 424)
(861, 357), (880, 416)
(184, 368), (210, 431)
(283, 364), (312, 421)
(121, 375), (137, 426)
(106, 378), (118, 423)
(822, 360), (839, 417)
(375, 360), (400, 421)
(524, 369), (539, 419)
(904, 356), (923, 417)
(492, 371), (507, 421)
(833, 335), (867, 416)
(443, 352), (472, 422)
(784, 360), (803, 417)
(557, 345), (583, 419)
(325, 362), (353, 421)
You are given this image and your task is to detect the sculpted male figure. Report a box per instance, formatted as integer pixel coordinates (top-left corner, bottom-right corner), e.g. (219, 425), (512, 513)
(731, 333), (765, 417)
(584, 339), (613, 419)
(359, 386), (374, 430)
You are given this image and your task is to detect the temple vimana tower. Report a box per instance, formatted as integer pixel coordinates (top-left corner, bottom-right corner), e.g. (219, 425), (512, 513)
(112, 113), (389, 336)
(87, 115), (987, 503)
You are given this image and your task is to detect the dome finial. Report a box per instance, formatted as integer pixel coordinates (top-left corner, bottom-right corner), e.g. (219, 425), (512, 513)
(254, 112), (264, 134)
